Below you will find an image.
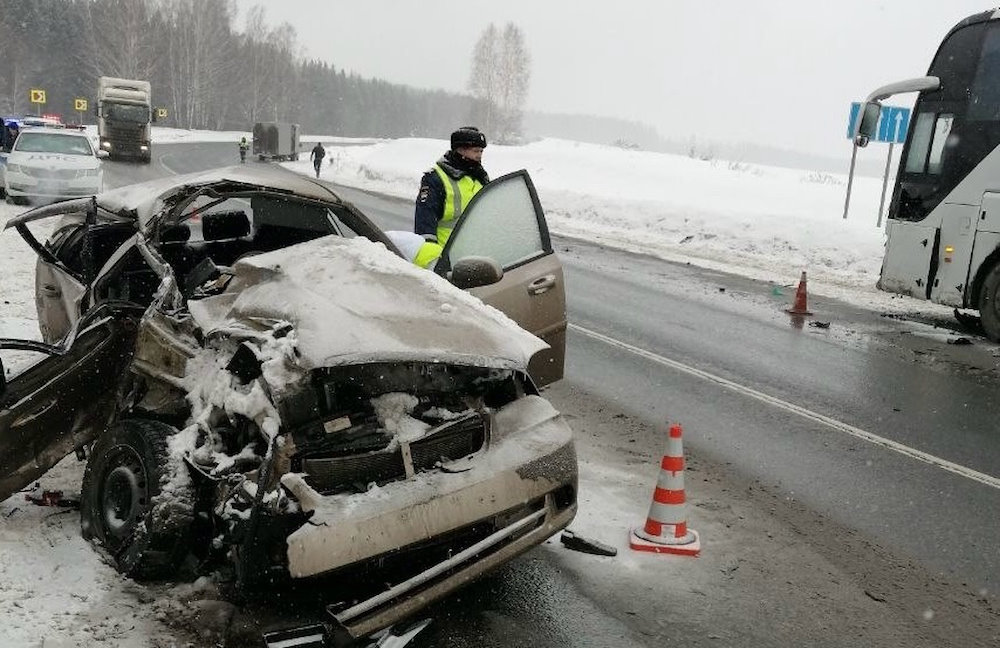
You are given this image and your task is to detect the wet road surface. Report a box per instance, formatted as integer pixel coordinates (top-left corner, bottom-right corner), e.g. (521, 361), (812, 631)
(104, 142), (1000, 646)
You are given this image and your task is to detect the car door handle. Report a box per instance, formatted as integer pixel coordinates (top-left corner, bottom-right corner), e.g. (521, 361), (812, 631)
(41, 284), (61, 298)
(528, 275), (556, 296)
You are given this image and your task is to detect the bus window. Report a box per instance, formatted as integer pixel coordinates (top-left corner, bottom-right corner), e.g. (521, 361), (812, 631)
(904, 112), (936, 174)
(927, 114), (954, 174)
(969, 27), (1000, 121)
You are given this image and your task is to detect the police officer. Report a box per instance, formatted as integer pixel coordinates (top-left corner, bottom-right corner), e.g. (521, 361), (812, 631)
(414, 126), (488, 245)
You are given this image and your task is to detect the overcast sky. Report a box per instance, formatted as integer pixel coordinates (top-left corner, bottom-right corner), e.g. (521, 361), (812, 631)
(236, 1), (991, 157)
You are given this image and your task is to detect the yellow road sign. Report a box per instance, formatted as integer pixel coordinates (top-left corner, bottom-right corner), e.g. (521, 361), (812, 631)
(156, 108), (168, 118)
(30, 89), (46, 104)
(74, 98), (88, 112)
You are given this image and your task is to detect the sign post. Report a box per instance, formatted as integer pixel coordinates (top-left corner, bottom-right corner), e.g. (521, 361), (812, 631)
(29, 88), (46, 116)
(74, 98), (88, 125)
(844, 102), (910, 225)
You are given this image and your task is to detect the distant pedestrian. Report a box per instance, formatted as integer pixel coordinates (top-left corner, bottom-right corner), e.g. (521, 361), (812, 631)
(310, 142), (326, 178)
(238, 136), (249, 163)
(414, 126), (488, 245)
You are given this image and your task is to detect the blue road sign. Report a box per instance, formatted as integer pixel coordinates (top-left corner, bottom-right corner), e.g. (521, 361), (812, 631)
(847, 103), (910, 144)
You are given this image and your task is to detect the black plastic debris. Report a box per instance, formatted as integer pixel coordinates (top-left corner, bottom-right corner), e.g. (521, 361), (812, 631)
(226, 342), (263, 384)
(808, 321), (831, 329)
(560, 530), (617, 556)
(947, 337), (973, 345)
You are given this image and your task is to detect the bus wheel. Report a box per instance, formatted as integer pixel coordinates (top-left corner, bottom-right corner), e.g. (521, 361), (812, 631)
(979, 264), (1000, 342)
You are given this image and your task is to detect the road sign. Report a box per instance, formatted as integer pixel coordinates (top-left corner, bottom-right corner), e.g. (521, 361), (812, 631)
(847, 102), (910, 144)
(74, 98), (88, 112)
(30, 89), (46, 104)
(156, 108), (168, 119)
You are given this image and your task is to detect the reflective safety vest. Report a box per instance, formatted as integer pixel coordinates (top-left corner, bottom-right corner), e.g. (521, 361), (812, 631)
(433, 164), (484, 246)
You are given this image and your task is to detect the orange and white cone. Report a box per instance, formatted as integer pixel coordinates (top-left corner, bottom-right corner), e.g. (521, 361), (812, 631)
(785, 271), (813, 316)
(630, 423), (701, 556)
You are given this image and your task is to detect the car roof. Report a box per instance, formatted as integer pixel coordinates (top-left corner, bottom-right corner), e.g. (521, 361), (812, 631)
(4, 166), (396, 250)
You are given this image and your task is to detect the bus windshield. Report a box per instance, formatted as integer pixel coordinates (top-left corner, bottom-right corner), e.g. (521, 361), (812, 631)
(894, 20), (1000, 222)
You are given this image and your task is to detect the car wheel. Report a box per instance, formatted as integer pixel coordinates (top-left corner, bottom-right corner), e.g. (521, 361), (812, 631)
(81, 418), (195, 579)
(979, 263), (1000, 342)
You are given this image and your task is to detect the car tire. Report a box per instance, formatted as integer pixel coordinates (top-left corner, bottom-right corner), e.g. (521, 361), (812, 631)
(81, 418), (195, 580)
(980, 262), (1000, 342)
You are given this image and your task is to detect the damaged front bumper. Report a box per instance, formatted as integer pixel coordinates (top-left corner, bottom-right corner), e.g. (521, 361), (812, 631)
(280, 395), (578, 642)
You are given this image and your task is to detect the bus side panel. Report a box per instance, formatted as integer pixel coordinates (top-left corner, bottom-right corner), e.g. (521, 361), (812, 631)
(879, 220), (938, 299)
(929, 203), (978, 307)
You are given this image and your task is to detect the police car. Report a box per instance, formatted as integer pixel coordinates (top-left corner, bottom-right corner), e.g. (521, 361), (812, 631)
(3, 125), (105, 205)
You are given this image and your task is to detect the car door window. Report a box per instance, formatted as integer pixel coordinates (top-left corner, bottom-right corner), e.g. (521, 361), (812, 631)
(443, 170), (552, 271)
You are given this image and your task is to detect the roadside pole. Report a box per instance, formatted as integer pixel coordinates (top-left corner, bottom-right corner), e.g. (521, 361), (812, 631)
(876, 143), (894, 228)
(843, 142), (858, 220)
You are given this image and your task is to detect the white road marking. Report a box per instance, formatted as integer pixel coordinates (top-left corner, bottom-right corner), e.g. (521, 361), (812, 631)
(570, 323), (1000, 490)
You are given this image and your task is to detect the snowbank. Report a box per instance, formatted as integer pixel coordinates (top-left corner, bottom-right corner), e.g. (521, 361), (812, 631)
(285, 137), (907, 307)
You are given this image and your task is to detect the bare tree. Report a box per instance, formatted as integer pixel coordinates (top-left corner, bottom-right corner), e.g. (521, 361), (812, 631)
(467, 22), (531, 143)
(468, 23), (499, 136)
(495, 23), (530, 142)
(160, 0), (235, 129)
(84, 0), (159, 80)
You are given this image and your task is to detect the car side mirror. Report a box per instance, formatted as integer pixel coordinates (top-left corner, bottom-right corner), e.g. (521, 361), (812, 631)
(96, 150), (109, 159)
(450, 256), (503, 289)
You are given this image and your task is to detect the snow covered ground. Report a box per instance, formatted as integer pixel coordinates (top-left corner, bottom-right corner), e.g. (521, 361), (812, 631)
(284, 136), (951, 317)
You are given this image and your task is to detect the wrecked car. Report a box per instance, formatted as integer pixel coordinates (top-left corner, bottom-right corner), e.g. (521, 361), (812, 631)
(0, 165), (575, 642)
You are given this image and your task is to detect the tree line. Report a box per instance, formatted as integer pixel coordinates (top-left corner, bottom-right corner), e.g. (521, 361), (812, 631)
(0, 0), (479, 137)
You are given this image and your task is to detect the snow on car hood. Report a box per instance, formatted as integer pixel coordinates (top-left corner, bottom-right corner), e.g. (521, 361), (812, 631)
(187, 235), (547, 370)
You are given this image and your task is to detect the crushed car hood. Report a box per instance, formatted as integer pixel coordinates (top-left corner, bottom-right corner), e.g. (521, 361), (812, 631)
(187, 235), (547, 370)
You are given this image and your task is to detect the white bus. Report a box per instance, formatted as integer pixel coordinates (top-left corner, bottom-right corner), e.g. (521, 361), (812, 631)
(854, 9), (1000, 340)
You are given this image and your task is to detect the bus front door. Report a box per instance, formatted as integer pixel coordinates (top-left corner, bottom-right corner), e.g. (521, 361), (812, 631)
(879, 219), (939, 299)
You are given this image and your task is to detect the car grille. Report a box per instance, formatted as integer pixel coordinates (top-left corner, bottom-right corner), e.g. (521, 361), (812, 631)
(299, 414), (487, 495)
(22, 167), (83, 180)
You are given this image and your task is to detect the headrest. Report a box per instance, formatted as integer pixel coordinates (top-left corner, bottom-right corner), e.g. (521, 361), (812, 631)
(202, 211), (250, 241)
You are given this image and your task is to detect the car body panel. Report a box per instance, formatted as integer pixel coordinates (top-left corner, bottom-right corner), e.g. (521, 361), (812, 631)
(283, 394), (575, 577)
(439, 170), (567, 385)
(0, 313), (135, 502)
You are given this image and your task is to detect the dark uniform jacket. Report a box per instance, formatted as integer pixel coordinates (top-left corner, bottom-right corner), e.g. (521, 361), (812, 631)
(414, 150), (489, 241)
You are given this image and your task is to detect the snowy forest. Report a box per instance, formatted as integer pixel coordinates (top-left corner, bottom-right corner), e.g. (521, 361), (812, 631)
(0, 0), (479, 136)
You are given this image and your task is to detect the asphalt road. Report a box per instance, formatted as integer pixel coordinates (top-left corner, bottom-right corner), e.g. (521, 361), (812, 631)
(102, 142), (1000, 646)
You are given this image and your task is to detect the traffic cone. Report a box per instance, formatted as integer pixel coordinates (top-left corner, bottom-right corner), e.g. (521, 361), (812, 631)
(630, 423), (700, 556)
(785, 271), (813, 316)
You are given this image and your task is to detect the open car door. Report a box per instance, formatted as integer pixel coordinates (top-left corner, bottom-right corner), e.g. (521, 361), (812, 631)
(437, 170), (566, 386)
(0, 308), (137, 503)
